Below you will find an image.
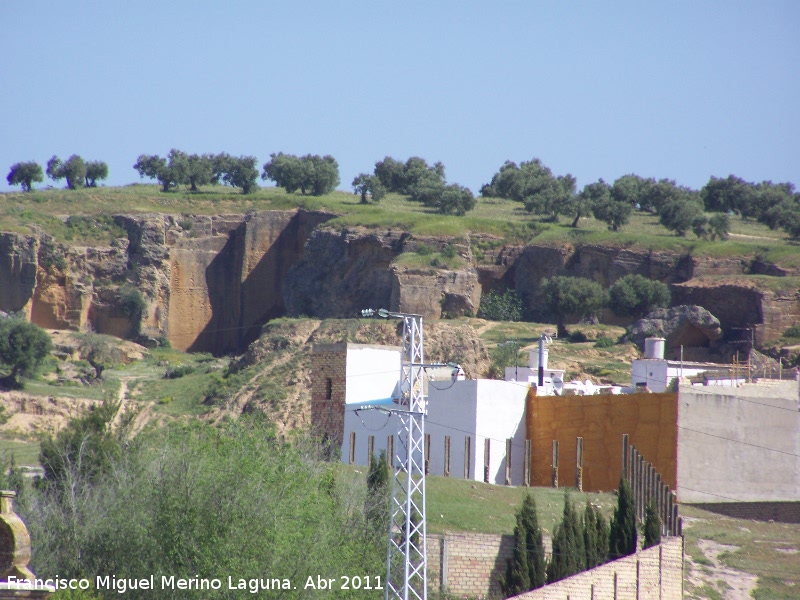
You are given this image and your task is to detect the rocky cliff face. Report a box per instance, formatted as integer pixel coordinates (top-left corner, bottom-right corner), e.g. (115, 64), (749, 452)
(1, 216), (798, 356)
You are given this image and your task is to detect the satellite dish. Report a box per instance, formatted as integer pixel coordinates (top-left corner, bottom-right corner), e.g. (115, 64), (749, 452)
(552, 376), (563, 393)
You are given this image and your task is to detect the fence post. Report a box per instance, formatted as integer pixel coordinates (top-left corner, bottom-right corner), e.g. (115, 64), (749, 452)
(444, 435), (451, 477)
(367, 435), (374, 467)
(387, 435), (394, 469)
(575, 436), (584, 491)
(636, 450), (644, 521)
(505, 438), (512, 485)
(622, 433), (630, 481)
(425, 433), (431, 475)
(551, 440), (559, 488)
(349, 431), (356, 464)
(524, 439), (531, 487)
(484, 439), (491, 484)
(440, 537), (448, 592)
(464, 436), (471, 480)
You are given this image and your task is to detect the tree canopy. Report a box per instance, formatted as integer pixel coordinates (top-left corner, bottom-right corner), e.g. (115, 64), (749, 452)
(84, 160), (109, 187)
(608, 274), (671, 319)
(540, 276), (608, 336)
(351, 173), (386, 204)
(6, 161), (44, 192)
(0, 318), (52, 387)
(481, 158), (577, 221)
(262, 153), (339, 196)
(47, 154), (87, 190)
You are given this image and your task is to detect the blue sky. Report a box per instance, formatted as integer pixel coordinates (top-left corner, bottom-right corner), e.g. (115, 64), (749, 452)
(2, 1), (798, 194)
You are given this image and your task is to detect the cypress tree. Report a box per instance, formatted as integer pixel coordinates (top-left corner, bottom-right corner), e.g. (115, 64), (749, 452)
(365, 450), (390, 529)
(501, 510), (530, 597)
(500, 494), (546, 598)
(546, 493), (585, 583)
(520, 494), (546, 589)
(610, 476), (637, 559)
(584, 501), (610, 568)
(643, 500), (662, 549)
(501, 493), (546, 597)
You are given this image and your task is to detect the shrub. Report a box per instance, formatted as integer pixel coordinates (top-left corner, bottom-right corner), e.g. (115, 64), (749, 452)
(568, 330), (588, 343)
(164, 364), (196, 379)
(782, 325), (800, 339)
(119, 285), (146, 334)
(643, 500), (661, 549)
(594, 336), (615, 348)
(477, 289), (524, 322)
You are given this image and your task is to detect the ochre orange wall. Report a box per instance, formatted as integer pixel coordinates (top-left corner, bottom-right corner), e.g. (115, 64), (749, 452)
(526, 390), (677, 492)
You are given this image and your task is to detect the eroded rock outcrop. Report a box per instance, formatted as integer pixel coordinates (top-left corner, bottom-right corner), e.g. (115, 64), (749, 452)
(2, 214), (798, 357)
(629, 305), (723, 351)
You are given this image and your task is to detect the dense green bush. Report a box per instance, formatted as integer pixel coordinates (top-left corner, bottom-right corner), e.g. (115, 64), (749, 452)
(594, 336), (615, 348)
(783, 325), (800, 339)
(478, 289), (524, 322)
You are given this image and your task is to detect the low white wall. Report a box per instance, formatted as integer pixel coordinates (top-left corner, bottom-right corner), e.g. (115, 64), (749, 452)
(677, 379), (800, 503)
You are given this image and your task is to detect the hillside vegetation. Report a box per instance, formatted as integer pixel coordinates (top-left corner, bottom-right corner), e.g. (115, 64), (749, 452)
(1, 184), (798, 268)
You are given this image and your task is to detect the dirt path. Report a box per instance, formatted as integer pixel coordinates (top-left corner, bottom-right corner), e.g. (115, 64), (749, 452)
(686, 539), (758, 599)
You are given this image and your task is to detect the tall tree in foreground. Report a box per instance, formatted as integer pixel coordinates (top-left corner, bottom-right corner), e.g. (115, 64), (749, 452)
(7, 162), (44, 192)
(501, 493), (546, 597)
(609, 476), (637, 559)
(583, 501), (610, 569)
(546, 493), (585, 583)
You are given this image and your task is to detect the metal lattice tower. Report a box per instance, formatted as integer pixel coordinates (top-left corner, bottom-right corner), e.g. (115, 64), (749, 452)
(385, 313), (427, 600)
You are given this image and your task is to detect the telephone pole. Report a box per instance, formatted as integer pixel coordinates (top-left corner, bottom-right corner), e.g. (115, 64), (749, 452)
(361, 309), (428, 600)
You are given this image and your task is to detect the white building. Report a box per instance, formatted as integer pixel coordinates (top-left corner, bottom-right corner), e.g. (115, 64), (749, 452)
(630, 337), (746, 392)
(340, 359), (529, 485)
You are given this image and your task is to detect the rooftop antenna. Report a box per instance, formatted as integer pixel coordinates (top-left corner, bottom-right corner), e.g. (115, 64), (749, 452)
(360, 308), (428, 600)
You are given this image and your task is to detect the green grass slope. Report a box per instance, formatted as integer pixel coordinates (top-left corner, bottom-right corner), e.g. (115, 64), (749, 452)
(1, 184), (798, 267)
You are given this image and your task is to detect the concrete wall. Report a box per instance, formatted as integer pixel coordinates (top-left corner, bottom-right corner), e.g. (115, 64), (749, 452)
(473, 380), (528, 485)
(677, 379), (800, 503)
(512, 537), (683, 600)
(527, 391), (678, 492)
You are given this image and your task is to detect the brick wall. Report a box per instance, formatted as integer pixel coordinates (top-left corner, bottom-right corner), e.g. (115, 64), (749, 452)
(311, 344), (347, 449)
(527, 390), (678, 492)
(690, 501), (800, 524)
(512, 537), (684, 600)
(428, 532), (514, 599)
